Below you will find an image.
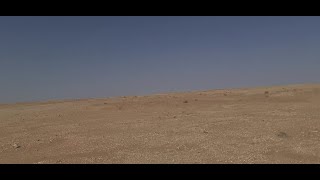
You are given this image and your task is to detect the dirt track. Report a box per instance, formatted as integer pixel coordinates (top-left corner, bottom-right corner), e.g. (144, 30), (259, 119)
(1, 84), (320, 164)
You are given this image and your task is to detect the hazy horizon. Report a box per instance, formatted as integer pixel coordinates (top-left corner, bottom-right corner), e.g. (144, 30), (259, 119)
(1, 16), (320, 103)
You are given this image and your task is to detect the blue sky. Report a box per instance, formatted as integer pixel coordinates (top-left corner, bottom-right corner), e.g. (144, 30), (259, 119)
(1, 16), (320, 103)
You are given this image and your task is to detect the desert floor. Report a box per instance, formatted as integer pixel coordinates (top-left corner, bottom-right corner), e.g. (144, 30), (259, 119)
(1, 84), (320, 164)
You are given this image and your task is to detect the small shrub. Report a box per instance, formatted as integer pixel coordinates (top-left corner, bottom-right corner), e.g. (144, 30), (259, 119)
(277, 132), (288, 138)
(117, 105), (123, 110)
(183, 100), (188, 103)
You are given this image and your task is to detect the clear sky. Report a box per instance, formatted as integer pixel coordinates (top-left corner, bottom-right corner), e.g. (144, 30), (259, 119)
(1, 16), (320, 103)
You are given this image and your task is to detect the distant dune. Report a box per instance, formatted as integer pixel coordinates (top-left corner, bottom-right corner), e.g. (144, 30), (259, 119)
(1, 83), (320, 163)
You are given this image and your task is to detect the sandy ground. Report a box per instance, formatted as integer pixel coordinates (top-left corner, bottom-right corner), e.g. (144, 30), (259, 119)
(1, 83), (320, 164)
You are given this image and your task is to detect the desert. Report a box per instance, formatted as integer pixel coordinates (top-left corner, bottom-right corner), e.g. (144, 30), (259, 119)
(1, 83), (320, 164)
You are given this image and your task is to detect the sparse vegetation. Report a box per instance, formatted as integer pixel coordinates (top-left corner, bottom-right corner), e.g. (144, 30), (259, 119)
(277, 132), (288, 138)
(116, 104), (123, 110)
(264, 91), (269, 97)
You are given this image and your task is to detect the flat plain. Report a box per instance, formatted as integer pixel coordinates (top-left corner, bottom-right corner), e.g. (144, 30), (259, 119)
(1, 83), (320, 164)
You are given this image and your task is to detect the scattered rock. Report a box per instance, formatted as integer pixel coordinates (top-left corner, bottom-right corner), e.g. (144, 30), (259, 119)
(194, 99), (198, 101)
(12, 143), (20, 149)
(183, 100), (188, 103)
(37, 139), (40, 142)
(104, 102), (108, 105)
(203, 130), (209, 134)
(173, 116), (177, 119)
